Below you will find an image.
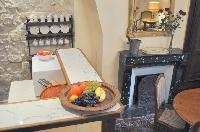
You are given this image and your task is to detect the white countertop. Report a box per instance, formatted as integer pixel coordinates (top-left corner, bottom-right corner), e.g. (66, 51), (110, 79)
(0, 98), (121, 131)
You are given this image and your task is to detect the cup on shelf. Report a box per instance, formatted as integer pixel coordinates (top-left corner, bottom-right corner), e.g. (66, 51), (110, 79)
(47, 14), (52, 22)
(64, 38), (70, 44)
(29, 16), (34, 22)
(40, 15), (46, 22)
(52, 38), (57, 45)
(33, 16), (38, 22)
(60, 15), (64, 22)
(53, 14), (58, 22)
(65, 15), (70, 21)
(39, 39), (44, 46)
(45, 38), (51, 46)
(58, 38), (64, 45)
(32, 39), (38, 46)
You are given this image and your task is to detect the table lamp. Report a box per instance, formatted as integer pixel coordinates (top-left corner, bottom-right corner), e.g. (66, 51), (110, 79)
(148, 1), (160, 19)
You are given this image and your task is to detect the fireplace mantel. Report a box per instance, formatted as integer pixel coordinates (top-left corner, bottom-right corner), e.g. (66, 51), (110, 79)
(118, 48), (186, 105)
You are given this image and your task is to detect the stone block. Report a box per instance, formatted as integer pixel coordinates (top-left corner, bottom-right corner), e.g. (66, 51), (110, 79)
(6, 63), (21, 74)
(8, 55), (22, 62)
(0, 66), (5, 74)
(13, 72), (24, 81)
(0, 55), (8, 62)
(0, 44), (5, 51)
(14, 0), (73, 15)
(22, 61), (30, 72)
(0, 74), (13, 83)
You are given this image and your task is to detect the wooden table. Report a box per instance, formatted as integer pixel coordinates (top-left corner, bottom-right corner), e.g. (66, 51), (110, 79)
(173, 88), (200, 125)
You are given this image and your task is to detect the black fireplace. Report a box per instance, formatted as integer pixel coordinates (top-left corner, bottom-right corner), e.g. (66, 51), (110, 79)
(118, 48), (186, 106)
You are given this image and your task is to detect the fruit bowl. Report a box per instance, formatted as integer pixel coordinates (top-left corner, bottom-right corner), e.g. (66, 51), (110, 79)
(59, 82), (121, 114)
(38, 55), (54, 61)
(37, 50), (54, 61)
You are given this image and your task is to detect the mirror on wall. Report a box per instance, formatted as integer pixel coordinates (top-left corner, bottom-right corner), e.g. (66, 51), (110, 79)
(127, 0), (175, 38)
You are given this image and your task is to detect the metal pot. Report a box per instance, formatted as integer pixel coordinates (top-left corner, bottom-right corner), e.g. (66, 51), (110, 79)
(128, 39), (141, 56)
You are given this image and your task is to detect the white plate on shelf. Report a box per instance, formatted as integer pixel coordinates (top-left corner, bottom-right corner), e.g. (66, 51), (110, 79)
(29, 27), (39, 35)
(50, 25), (60, 33)
(61, 25), (70, 33)
(142, 47), (169, 55)
(40, 26), (49, 34)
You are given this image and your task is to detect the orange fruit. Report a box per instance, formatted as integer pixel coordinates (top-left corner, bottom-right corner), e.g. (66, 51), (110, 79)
(79, 83), (87, 91)
(69, 95), (78, 101)
(70, 85), (82, 96)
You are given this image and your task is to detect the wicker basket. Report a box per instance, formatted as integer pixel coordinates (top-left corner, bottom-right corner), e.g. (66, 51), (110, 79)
(59, 82), (121, 113)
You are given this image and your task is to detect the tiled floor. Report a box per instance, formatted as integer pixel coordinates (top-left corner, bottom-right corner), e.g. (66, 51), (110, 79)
(116, 114), (154, 132)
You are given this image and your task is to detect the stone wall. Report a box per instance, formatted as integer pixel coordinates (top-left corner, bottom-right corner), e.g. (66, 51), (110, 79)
(0, 0), (73, 99)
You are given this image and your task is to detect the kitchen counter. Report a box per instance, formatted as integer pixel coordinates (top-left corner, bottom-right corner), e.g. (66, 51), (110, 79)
(0, 98), (121, 131)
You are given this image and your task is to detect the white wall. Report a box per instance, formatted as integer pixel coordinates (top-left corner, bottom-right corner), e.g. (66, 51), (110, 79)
(74, 0), (190, 87)
(95, 0), (129, 86)
(74, 0), (102, 74)
(173, 0), (190, 49)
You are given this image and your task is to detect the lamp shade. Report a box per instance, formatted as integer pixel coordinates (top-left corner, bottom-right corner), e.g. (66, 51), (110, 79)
(148, 1), (160, 12)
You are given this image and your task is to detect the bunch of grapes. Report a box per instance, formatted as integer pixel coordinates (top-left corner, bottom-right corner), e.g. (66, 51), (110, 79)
(72, 93), (100, 107)
(83, 81), (101, 93)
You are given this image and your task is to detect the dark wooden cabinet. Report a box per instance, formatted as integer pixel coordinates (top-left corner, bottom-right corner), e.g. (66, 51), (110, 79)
(183, 0), (200, 87)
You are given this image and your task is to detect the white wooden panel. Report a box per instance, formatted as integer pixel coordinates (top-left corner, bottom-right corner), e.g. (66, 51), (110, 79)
(156, 76), (166, 109)
(57, 48), (102, 83)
